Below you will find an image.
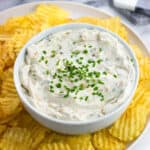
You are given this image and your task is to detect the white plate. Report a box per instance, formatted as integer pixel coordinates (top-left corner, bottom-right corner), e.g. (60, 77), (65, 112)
(0, 1), (149, 149)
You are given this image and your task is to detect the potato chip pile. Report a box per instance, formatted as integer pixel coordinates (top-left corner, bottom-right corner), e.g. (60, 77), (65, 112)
(0, 4), (150, 150)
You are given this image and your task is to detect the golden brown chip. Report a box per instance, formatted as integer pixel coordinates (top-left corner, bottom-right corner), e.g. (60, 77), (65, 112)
(92, 129), (125, 150)
(67, 134), (94, 150)
(0, 107), (21, 124)
(0, 125), (7, 135)
(108, 105), (147, 142)
(0, 96), (20, 120)
(0, 126), (47, 150)
(7, 110), (48, 149)
(139, 57), (150, 81)
(8, 110), (37, 127)
(0, 127), (32, 150)
(38, 142), (71, 150)
(0, 4), (70, 70)
(135, 92), (150, 115)
(128, 82), (145, 109)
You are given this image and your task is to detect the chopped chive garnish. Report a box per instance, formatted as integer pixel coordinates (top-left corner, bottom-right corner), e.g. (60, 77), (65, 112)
(46, 70), (50, 75)
(88, 59), (93, 63)
(99, 48), (102, 52)
(43, 50), (47, 54)
(95, 72), (100, 78)
(93, 86), (98, 91)
(83, 49), (88, 54)
(97, 59), (103, 64)
(45, 60), (48, 64)
(56, 60), (60, 66)
(72, 50), (80, 55)
(80, 57), (83, 60)
(49, 89), (54, 93)
(56, 83), (61, 88)
(88, 45), (92, 48)
(85, 96), (88, 101)
(98, 80), (104, 84)
(80, 97), (83, 100)
(39, 56), (44, 62)
(130, 58), (134, 62)
(103, 71), (107, 75)
(51, 50), (57, 57)
(113, 74), (117, 78)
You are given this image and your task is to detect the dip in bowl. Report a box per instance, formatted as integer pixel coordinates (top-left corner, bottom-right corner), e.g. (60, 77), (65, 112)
(14, 23), (139, 134)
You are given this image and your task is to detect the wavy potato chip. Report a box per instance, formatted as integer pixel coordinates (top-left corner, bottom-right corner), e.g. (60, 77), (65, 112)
(8, 110), (39, 128)
(108, 105), (147, 142)
(43, 132), (67, 143)
(38, 132), (68, 150)
(0, 127), (32, 150)
(7, 111), (48, 149)
(92, 129), (125, 150)
(128, 82), (145, 109)
(0, 125), (7, 135)
(67, 134), (94, 150)
(38, 142), (71, 150)
(0, 4), (70, 70)
(139, 57), (150, 80)
(0, 126), (47, 150)
(0, 96), (20, 119)
(135, 92), (150, 115)
(129, 80), (150, 111)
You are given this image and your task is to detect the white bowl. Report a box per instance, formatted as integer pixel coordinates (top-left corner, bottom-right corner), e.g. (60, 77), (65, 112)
(14, 23), (139, 135)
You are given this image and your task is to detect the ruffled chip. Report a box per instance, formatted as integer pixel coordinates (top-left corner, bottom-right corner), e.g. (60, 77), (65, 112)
(38, 142), (71, 150)
(92, 129), (125, 150)
(0, 127), (32, 150)
(108, 105), (147, 142)
(67, 134), (94, 150)
(139, 57), (150, 81)
(0, 125), (7, 135)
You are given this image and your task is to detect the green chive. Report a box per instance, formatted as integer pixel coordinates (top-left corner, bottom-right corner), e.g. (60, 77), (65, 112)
(46, 70), (50, 75)
(113, 74), (117, 78)
(85, 96), (89, 101)
(98, 80), (104, 84)
(49, 89), (54, 93)
(83, 49), (88, 54)
(51, 50), (57, 57)
(56, 83), (61, 88)
(43, 50), (47, 54)
(103, 71), (107, 75)
(45, 60), (48, 64)
(80, 97), (83, 100)
(72, 50), (80, 55)
(95, 72), (100, 78)
(97, 59), (103, 64)
(99, 48), (102, 52)
(93, 86), (98, 91)
(56, 60), (60, 66)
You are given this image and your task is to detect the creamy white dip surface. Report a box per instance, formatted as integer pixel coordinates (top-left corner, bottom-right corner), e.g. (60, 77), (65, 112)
(20, 28), (135, 121)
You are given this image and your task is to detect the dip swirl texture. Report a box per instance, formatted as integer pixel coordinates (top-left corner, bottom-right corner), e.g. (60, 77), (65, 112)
(20, 28), (135, 121)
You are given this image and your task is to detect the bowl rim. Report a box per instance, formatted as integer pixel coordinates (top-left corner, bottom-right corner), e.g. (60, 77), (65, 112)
(14, 23), (139, 125)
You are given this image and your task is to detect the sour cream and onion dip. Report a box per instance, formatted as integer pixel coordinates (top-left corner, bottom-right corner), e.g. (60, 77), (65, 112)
(19, 27), (135, 121)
